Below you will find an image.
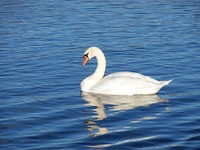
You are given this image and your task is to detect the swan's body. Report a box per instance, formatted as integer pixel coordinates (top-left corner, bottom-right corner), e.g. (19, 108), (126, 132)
(81, 47), (172, 95)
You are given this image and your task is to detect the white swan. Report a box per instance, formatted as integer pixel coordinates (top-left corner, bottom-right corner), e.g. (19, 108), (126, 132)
(81, 47), (172, 95)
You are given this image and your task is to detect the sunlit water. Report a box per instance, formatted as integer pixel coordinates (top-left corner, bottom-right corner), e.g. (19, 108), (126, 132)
(0, 1), (200, 149)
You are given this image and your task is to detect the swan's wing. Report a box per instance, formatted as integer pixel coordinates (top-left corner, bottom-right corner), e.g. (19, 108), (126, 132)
(90, 76), (160, 95)
(104, 72), (160, 84)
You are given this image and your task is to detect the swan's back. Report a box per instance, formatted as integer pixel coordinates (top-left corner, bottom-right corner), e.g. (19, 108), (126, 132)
(90, 75), (168, 95)
(104, 72), (159, 83)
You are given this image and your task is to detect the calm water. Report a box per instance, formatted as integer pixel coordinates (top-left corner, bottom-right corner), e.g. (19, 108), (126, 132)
(1, 0), (200, 149)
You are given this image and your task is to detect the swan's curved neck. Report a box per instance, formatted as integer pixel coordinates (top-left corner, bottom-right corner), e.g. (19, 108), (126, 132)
(81, 48), (106, 92)
(92, 50), (106, 82)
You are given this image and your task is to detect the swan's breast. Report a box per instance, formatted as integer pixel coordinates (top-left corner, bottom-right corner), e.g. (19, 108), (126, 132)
(80, 76), (93, 92)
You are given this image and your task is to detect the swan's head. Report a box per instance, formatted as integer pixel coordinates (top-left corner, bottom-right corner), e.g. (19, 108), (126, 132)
(82, 47), (101, 66)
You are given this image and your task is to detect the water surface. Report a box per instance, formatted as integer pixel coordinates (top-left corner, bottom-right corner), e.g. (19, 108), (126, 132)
(0, 0), (200, 149)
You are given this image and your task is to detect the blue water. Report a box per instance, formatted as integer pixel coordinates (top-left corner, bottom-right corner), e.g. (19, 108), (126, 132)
(1, 0), (200, 149)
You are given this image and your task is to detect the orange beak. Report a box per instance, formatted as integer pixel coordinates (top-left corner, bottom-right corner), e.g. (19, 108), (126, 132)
(82, 55), (89, 66)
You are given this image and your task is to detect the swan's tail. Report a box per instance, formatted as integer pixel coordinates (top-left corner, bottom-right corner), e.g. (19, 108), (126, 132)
(160, 79), (173, 86)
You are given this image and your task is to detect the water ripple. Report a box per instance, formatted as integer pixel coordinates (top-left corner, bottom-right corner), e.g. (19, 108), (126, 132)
(1, 0), (200, 149)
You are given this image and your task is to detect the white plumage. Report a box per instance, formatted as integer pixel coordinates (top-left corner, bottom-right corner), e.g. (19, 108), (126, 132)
(81, 47), (172, 95)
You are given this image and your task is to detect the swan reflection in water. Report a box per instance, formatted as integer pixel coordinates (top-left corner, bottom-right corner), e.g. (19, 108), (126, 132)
(81, 92), (168, 138)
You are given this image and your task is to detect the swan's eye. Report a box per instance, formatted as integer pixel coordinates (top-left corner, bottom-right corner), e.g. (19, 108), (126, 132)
(83, 52), (89, 58)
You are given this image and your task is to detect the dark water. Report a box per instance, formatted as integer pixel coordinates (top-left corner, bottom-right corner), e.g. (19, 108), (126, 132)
(1, 0), (200, 149)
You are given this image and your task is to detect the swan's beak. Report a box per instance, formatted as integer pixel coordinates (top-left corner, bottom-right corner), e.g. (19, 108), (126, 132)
(82, 55), (89, 66)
